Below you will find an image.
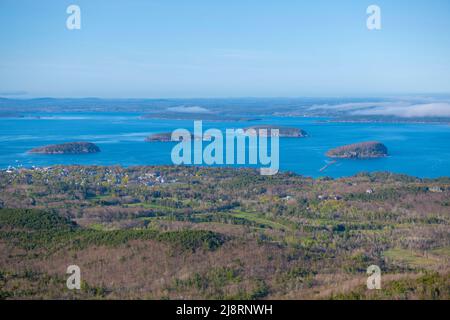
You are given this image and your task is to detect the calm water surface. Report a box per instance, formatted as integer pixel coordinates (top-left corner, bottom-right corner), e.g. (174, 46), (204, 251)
(1, 113), (449, 178)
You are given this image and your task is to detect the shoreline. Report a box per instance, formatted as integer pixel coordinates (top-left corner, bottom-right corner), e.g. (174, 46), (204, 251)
(1, 111), (450, 125)
(2, 164), (450, 181)
(315, 119), (450, 125)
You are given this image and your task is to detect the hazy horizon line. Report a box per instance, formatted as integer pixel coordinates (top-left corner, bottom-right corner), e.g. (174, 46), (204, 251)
(2, 93), (450, 101)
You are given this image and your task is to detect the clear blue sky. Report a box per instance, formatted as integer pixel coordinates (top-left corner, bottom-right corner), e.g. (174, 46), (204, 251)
(1, 0), (450, 98)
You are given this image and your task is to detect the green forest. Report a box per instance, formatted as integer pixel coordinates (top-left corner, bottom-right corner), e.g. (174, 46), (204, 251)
(0, 166), (448, 299)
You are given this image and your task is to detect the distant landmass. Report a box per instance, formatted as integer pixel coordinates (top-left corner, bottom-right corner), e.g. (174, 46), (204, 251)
(244, 125), (307, 137)
(29, 142), (100, 154)
(141, 112), (260, 122)
(0, 112), (24, 118)
(1, 97), (450, 124)
(326, 141), (388, 159)
(320, 116), (450, 125)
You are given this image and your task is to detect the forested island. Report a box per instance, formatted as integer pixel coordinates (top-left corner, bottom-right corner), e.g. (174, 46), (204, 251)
(244, 125), (308, 137)
(145, 133), (175, 142)
(28, 142), (101, 154)
(145, 126), (306, 142)
(326, 141), (388, 159)
(0, 165), (448, 300)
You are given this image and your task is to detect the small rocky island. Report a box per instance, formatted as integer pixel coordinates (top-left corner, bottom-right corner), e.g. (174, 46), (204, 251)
(145, 133), (207, 142)
(326, 141), (388, 159)
(29, 142), (101, 154)
(244, 125), (307, 137)
(145, 133), (174, 142)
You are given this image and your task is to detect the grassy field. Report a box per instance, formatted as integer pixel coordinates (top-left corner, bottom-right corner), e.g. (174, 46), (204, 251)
(384, 249), (441, 268)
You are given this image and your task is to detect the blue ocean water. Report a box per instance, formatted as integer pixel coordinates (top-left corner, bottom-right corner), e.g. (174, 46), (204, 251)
(0, 113), (449, 178)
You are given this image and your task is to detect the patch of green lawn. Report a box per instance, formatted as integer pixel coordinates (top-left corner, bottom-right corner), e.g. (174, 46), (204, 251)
(431, 246), (450, 258)
(125, 202), (166, 209)
(384, 249), (439, 268)
(230, 210), (289, 231)
(88, 223), (115, 231)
